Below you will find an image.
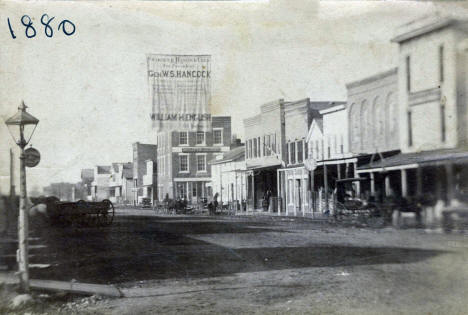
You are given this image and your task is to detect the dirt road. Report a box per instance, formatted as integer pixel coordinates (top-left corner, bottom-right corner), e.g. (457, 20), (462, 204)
(3, 210), (468, 314)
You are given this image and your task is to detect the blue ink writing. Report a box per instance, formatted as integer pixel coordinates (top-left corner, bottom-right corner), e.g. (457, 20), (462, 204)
(21, 15), (36, 38)
(6, 14), (76, 39)
(58, 20), (75, 36)
(41, 14), (55, 38)
(7, 18), (16, 39)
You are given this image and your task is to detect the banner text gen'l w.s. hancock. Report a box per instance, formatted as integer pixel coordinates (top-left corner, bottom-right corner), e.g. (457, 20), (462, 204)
(147, 54), (212, 132)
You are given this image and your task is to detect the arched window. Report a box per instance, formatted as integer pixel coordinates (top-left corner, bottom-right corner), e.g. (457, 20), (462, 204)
(349, 103), (360, 151)
(369, 98), (376, 148)
(372, 96), (382, 148)
(360, 100), (368, 150)
(378, 98), (386, 147)
(386, 92), (397, 146)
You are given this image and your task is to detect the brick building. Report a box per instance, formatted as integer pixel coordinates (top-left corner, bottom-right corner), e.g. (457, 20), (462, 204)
(156, 116), (232, 203)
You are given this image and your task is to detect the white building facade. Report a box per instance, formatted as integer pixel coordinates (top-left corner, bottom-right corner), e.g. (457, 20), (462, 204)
(209, 146), (247, 210)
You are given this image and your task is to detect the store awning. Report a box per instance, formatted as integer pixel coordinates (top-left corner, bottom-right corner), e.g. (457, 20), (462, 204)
(336, 177), (369, 183)
(246, 160), (282, 171)
(358, 148), (468, 173)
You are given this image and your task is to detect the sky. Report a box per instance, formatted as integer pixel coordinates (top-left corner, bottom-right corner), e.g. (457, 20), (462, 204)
(1, 0), (467, 194)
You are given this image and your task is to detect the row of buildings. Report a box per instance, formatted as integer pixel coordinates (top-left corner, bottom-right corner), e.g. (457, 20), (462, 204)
(240, 15), (468, 222)
(72, 117), (235, 205)
(51, 15), (468, 225)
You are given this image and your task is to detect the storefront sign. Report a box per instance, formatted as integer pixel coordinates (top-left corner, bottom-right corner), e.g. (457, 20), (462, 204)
(147, 54), (211, 132)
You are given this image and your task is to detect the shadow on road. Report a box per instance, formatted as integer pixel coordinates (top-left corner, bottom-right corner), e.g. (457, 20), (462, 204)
(28, 216), (448, 284)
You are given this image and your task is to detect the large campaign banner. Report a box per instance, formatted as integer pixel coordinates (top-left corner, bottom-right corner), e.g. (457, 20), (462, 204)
(147, 54), (211, 132)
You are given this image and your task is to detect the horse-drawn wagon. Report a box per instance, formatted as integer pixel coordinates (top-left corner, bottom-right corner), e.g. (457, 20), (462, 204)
(47, 199), (115, 227)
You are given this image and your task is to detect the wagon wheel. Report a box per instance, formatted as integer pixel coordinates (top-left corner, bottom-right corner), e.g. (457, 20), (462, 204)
(98, 199), (114, 226)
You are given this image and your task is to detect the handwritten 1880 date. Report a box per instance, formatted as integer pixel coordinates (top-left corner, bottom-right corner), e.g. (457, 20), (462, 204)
(7, 14), (75, 39)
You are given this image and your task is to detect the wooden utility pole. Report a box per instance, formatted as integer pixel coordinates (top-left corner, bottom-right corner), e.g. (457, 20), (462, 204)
(18, 145), (30, 291)
(7, 149), (15, 233)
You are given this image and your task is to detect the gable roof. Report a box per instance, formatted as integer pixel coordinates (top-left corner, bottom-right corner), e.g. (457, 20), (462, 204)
(306, 118), (323, 143)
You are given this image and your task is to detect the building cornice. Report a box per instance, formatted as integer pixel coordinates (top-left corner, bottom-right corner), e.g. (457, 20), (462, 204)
(346, 68), (398, 90)
(319, 104), (346, 115)
(261, 99), (287, 113)
(243, 114), (262, 127)
(391, 17), (455, 44)
(408, 87), (441, 107)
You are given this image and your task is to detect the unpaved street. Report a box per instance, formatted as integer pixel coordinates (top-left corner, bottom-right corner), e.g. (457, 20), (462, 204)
(4, 209), (468, 314)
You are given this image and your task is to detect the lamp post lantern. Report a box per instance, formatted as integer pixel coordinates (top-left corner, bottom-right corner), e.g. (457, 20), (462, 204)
(5, 101), (39, 292)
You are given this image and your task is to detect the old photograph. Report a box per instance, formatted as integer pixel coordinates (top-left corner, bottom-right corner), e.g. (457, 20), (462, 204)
(1, 0), (468, 313)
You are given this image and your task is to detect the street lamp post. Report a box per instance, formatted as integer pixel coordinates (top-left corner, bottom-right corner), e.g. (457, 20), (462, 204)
(5, 101), (39, 292)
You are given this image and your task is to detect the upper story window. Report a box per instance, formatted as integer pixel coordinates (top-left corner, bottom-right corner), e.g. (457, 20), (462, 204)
(253, 138), (258, 158)
(407, 111), (413, 147)
(406, 55), (411, 92)
(271, 134), (278, 154)
(315, 140), (319, 159)
(213, 128), (223, 145)
(441, 103), (446, 142)
(196, 154), (207, 172)
(297, 140), (304, 164)
(439, 45), (444, 83)
(196, 131), (205, 145)
(179, 154), (189, 172)
(340, 135), (344, 154)
(290, 142), (296, 165)
(257, 137), (261, 157)
(179, 131), (188, 146)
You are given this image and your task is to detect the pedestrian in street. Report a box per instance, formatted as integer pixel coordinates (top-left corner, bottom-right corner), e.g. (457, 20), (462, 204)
(213, 193), (219, 213)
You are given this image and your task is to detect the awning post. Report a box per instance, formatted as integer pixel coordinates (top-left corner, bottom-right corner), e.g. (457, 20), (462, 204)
(401, 169), (408, 197)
